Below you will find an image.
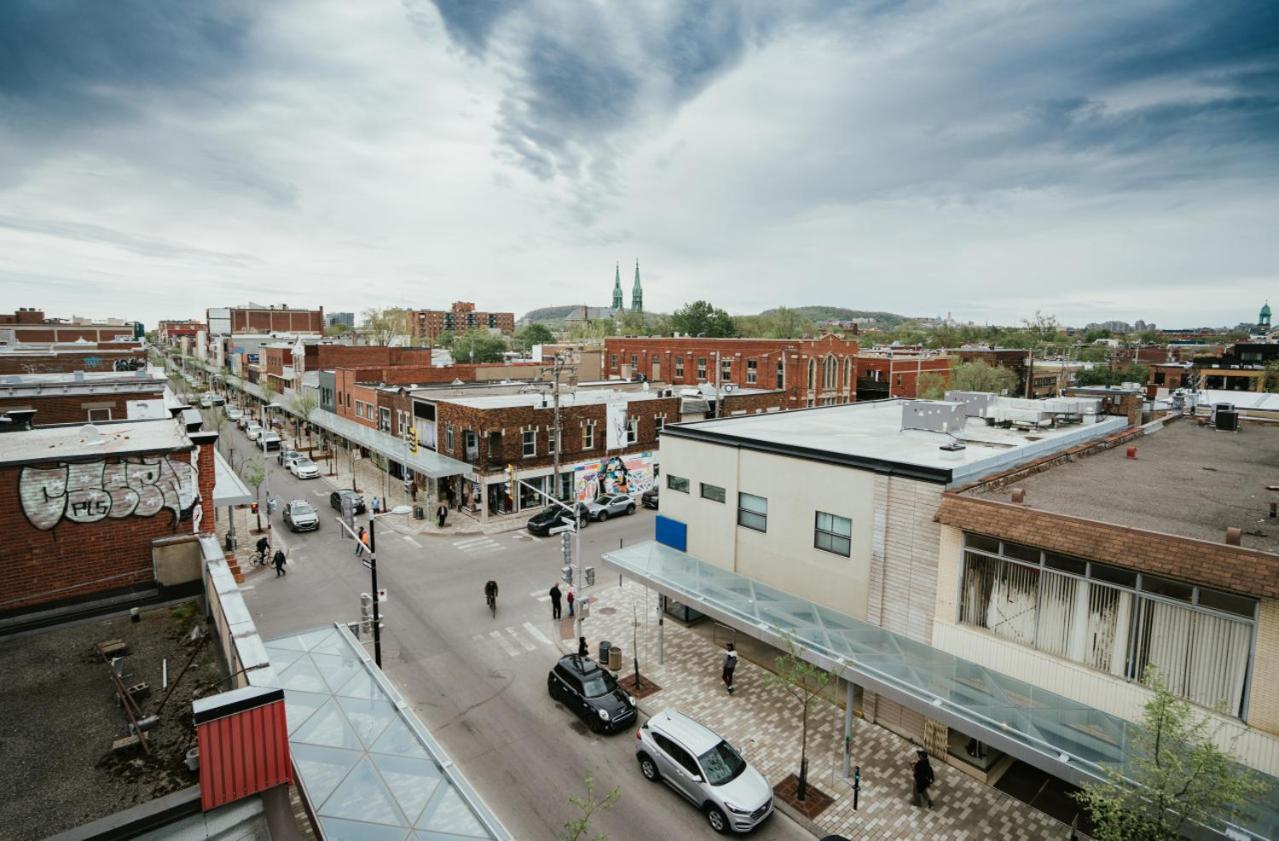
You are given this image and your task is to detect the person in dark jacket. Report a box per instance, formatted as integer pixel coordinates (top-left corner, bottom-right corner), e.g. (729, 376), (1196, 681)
(273, 548), (287, 577)
(722, 642), (737, 694)
(436, 502), (448, 528)
(578, 636), (589, 658)
(912, 749), (934, 808)
(549, 584), (562, 619)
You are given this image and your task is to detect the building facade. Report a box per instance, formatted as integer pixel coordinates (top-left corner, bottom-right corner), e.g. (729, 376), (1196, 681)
(207, 305), (325, 335)
(0, 308), (136, 344)
(856, 351), (952, 400)
(0, 371), (168, 425)
(406, 301), (515, 342)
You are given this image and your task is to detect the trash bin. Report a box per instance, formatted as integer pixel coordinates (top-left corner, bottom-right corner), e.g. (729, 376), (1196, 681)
(414, 505), (425, 520)
(608, 645), (622, 671)
(598, 640), (611, 663)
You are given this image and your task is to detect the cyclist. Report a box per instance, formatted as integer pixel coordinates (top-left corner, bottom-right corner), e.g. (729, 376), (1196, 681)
(254, 535), (271, 566)
(484, 579), (499, 617)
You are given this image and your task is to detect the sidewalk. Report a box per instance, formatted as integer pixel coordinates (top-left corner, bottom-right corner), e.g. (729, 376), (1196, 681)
(582, 581), (1072, 841)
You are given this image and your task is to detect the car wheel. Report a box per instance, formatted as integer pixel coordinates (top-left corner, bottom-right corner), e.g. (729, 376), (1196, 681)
(638, 753), (660, 782)
(626, 504), (635, 515)
(597, 511), (609, 522)
(706, 805), (729, 834)
(548, 680), (560, 701)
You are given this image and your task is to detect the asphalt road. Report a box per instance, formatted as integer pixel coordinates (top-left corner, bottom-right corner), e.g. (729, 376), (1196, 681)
(215, 419), (811, 841)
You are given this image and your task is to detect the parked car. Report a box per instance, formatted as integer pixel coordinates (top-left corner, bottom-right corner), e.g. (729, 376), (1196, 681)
(282, 500), (320, 532)
(210, 394), (225, 406)
(585, 493), (636, 522)
(330, 489), (366, 515)
(245, 422), (263, 440)
(289, 457), (320, 479)
(262, 432), (282, 451)
(636, 709), (773, 834)
(641, 485), (659, 510)
(199, 394), (214, 408)
(547, 654), (636, 734)
(526, 502), (590, 536)
(225, 405), (243, 421)
(237, 415), (253, 430)
(278, 449), (302, 467)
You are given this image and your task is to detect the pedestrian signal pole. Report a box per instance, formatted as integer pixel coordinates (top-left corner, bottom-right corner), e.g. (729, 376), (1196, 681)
(334, 510), (384, 669)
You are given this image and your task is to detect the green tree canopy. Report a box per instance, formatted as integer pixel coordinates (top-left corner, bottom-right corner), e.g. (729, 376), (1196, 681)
(950, 358), (1018, 394)
(670, 300), (736, 338)
(517, 323), (556, 351)
(916, 371), (948, 399)
(452, 329), (508, 363)
(359, 307), (410, 346)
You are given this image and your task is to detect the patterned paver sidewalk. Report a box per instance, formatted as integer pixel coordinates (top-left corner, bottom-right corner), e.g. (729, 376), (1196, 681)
(582, 581), (1071, 841)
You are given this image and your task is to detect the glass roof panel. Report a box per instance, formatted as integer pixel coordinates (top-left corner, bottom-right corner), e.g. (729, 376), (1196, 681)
(278, 655), (331, 694)
(373, 753), (443, 826)
(320, 757), (406, 826)
(283, 688), (331, 735)
(419, 786), (492, 838)
(291, 743), (362, 806)
(338, 696), (399, 749)
(319, 817), (411, 841)
(293, 699), (364, 751)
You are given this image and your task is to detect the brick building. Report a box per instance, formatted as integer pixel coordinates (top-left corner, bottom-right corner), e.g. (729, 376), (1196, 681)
(306, 344), (434, 371)
(0, 308), (136, 344)
(0, 371), (169, 425)
(407, 301), (515, 342)
(603, 334), (859, 408)
(1, 418), (217, 615)
(0, 344), (147, 375)
(855, 350), (951, 400)
(206, 305), (325, 336)
(156, 319), (204, 343)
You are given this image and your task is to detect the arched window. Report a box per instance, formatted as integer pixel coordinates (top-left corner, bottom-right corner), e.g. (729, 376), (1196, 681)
(823, 355), (838, 389)
(844, 358), (853, 391)
(808, 358), (817, 391)
(776, 358), (785, 389)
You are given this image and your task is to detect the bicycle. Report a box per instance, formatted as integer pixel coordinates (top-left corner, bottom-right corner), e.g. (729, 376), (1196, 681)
(252, 542), (271, 567)
(484, 580), (499, 618)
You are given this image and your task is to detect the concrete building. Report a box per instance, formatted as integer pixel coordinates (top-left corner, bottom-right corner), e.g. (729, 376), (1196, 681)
(406, 301), (515, 342)
(603, 334), (859, 408)
(0, 308), (137, 344)
(327, 311), (355, 329)
(856, 349), (952, 400)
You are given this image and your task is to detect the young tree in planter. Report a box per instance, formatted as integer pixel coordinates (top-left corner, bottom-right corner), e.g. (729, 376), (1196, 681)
(242, 458), (266, 531)
(290, 390), (319, 449)
(769, 636), (832, 801)
(1075, 671), (1265, 841)
(559, 777), (620, 841)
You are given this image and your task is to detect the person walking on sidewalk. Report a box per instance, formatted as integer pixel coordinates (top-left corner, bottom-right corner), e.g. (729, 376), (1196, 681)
(722, 642), (737, 694)
(436, 502), (448, 528)
(371, 496), (381, 515)
(566, 585), (576, 617)
(912, 749), (934, 808)
(549, 583), (562, 619)
(578, 636), (589, 658)
(354, 525), (368, 556)
(273, 548), (287, 576)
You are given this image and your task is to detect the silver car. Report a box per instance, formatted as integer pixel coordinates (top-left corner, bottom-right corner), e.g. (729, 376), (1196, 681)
(282, 499), (320, 532)
(289, 458), (320, 479)
(584, 493), (636, 522)
(636, 709), (773, 834)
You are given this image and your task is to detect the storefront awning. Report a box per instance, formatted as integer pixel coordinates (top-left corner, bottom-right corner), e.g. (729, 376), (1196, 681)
(213, 449), (253, 506)
(601, 540), (1279, 841)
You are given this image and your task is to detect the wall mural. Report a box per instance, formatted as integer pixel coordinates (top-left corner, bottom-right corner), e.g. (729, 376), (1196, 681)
(20, 455), (198, 531)
(574, 452), (656, 501)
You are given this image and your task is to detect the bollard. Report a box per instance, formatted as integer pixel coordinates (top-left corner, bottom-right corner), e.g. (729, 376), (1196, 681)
(853, 766), (861, 810)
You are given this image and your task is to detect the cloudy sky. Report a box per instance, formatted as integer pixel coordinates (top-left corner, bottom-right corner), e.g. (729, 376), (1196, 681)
(1, 1), (1275, 328)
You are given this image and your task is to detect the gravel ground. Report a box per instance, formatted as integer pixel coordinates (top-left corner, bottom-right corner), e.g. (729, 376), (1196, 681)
(0, 602), (226, 841)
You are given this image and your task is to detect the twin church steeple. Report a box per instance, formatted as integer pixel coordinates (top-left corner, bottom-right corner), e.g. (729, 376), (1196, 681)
(612, 261), (643, 313)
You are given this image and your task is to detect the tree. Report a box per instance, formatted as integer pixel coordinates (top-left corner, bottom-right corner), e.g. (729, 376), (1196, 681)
(670, 300), (736, 338)
(1022, 310), (1061, 345)
(453, 329), (508, 363)
(559, 777), (620, 841)
(360, 307), (410, 346)
(770, 636), (832, 801)
(290, 390), (319, 449)
(566, 320), (610, 343)
(1077, 344), (1111, 363)
(739, 307), (814, 339)
(205, 408), (228, 453)
(917, 371), (948, 399)
(516, 323), (556, 353)
(242, 457), (266, 531)
(1077, 364), (1148, 387)
(617, 309), (649, 335)
(323, 322), (349, 337)
(259, 377), (279, 422)
(950, 359), (1018, 394)
(1265, 360), (1279, 393)
(1075, 671), (1265, 841)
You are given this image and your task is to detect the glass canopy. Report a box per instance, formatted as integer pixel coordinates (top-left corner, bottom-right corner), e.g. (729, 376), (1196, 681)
(264, 624), (509, 841)
(602, 540), (1278, 841)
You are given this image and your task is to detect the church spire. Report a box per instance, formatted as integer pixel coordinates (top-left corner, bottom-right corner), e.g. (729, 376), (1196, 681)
(631, 259), (643, 312)
(612, 263), (623, 311)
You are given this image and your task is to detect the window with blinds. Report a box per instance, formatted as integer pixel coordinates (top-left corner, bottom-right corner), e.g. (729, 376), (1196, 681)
(958, 533), (1256, 718)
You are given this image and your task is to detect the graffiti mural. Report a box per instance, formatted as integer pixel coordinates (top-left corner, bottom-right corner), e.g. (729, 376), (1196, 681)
(20, 455), (198, 531)
(573, 452), (656, 501)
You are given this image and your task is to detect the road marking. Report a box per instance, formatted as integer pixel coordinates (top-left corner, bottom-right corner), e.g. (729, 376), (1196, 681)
(311, 490), (327, 497)
(453, 538), (505, 555)
(523, 622), (553, 647)
(489, 629), (521, 657)
(453, 537), (490, 547)
(402, 535), (421, 548)
(507, 627), (536, 652)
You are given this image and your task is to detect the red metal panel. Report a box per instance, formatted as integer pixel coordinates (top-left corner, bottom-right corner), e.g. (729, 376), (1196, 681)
(198, 698), (291, 811)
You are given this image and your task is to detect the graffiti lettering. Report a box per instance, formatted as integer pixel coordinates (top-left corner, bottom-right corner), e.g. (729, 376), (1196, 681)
(20, 456), (199, 531)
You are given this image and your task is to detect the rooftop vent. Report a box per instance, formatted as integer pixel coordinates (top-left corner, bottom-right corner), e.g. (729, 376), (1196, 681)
(901, 400), (966, 434)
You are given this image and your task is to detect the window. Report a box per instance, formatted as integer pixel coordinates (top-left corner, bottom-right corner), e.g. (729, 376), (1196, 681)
(844, 358), (853, 390)
(610, 354), (618, 368)
(776, 358), (785, 389)
(957, 533), (1256, 716)
(582, 423), (595, 450)
(700, 483), (726, 503)
(655, 416), (665, 434)
(815, 511), (852, 557)
(626, 417), (638, 444)
(630, 354), (638, 367)
(737, 492), (767, 532)
(87, 408), (112, 422)
(746, 359), (757, 384)
(379, 407), (391, 432)
(807, 358), (817, 391)
(696, 357), (707, 380)
(823, 355), (838, 389)
(674, 356), (684, 378)
(547, 428), (559, 455)
(522, 428), (537, 457)
(667, 474), (690, 493)
(445, 422), (454, 452)
(720, 358), (732, 382)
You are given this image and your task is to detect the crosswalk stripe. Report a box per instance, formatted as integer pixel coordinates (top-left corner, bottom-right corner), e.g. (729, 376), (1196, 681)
(402, 535), (421, 547)
(489, 629), (520, 657)
(523, 622), (553, 647)
(507, 627), (536, 652)
(454, 537), (490, 547)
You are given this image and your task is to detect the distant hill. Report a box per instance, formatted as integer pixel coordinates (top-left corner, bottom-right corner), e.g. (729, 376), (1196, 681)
(762, 306), (911, 327)
(519, 305), (585, 325)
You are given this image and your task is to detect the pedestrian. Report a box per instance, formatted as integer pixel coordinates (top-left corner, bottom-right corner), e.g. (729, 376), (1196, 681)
(436, 501), (448, 528)
(355, 525), (368, 556)
(273, 548), (287, 576)
(566, 585), (575, 617)
(722, 642), (737, 694)
(410, 483), (418, 503)
(578, 636), (589, 658)
(549, 583), (562, 619)
(371, 496), (381, 515)
(912, 749), (934, 808)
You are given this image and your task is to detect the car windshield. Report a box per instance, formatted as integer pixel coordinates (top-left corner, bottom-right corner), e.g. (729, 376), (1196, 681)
(579, 670), (617, 699)
(292, 503), (315, 516)
(698, 740), (747, 786)
(297, 459), (314, 468)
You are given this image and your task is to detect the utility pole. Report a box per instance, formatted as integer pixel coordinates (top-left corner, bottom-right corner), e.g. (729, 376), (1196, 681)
(543, 351), (570, 503)
(368, 516), (383, 667)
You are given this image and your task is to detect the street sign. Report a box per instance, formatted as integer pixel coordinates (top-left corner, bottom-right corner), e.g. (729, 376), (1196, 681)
(377, 588), (388, 603)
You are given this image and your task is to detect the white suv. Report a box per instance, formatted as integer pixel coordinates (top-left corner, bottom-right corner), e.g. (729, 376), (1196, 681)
(635, 709), (773, 834)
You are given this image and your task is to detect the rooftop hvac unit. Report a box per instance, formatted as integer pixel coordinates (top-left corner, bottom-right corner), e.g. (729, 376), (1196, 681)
(944, 391), (996, 417)
(901, 401), (967, 434)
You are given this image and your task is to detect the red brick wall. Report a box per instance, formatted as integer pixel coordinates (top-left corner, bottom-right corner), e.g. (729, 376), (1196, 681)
(308, 345), (434, 369)
(3, 325), (134, 342)
(263, 347), (287, 377)
(0, 349), (147, 374)
(0, 388), (164, 425)
(229, 308), (324, 334)
(719, 390), (788, 415)
(856, 356), (952, 398)
(2, 440), (214, 614)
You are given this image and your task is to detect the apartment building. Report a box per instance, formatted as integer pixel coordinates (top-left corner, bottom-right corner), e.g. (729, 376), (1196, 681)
(603, 334), (859, 407)
(407, 301), (515, 342)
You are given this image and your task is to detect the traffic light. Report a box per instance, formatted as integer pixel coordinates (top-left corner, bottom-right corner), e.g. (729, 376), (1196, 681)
(250, 502), (258, 515)
(506, 464), (516, 500)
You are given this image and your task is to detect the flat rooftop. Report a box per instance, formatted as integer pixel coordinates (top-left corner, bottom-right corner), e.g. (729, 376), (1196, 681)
(963, 419), (1279, 554)
(0, 418), (191, 466)
(665, 399), (1126, 485)
(441, 388), (672, 409)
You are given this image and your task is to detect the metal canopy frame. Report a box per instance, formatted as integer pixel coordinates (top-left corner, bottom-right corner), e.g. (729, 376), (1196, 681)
(601, 540), (1278, 840)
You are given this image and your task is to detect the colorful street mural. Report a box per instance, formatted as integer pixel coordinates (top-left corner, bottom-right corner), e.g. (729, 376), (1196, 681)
(573, 452), (656, 501)
(19, 455), (199, 531)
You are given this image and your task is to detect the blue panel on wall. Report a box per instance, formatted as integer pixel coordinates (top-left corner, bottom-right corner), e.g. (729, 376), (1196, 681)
(654, 515), (687, 551)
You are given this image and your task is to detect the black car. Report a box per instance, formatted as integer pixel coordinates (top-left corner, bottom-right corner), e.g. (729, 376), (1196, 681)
(526, 503), (590, 536)
(330, 489), (367, 515)
(641, 485), (659, 510)
(547, 654), (637, 734)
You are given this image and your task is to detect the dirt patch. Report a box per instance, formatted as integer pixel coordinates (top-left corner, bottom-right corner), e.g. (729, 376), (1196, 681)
(617, 673), (663, 700)
(0, 602), (227, 841)
(773, 773), (834, 820)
